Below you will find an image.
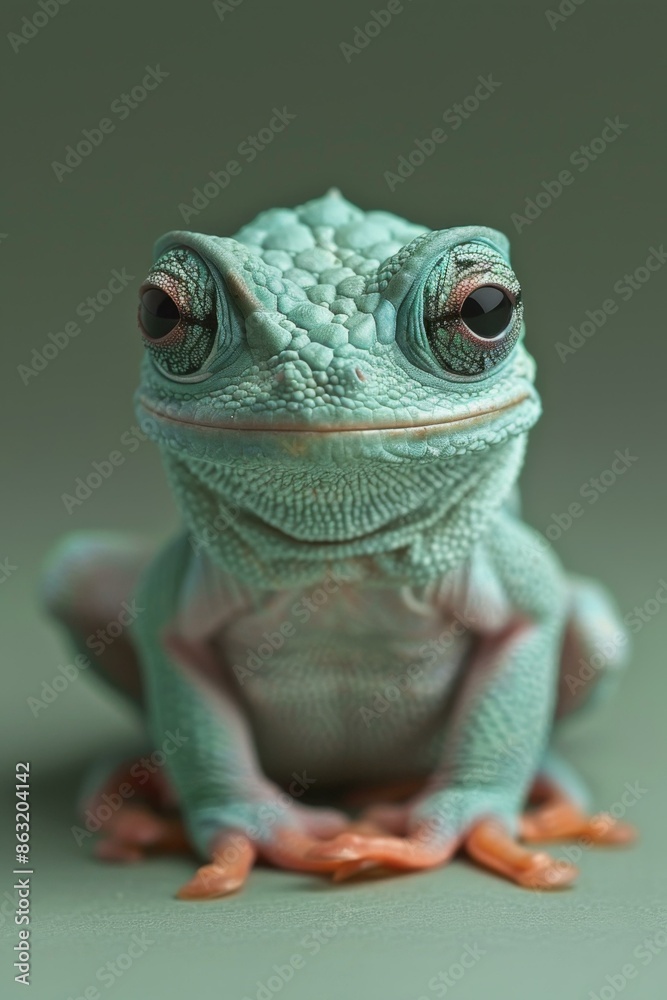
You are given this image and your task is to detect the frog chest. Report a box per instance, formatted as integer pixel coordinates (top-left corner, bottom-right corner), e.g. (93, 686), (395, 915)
(212, 582), (474, 783)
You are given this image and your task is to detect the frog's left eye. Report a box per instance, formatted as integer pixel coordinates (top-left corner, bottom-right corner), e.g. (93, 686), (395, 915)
(422, 245), (522, 378)
(139, 287), (181, 341)
(138, 247), (218, 379)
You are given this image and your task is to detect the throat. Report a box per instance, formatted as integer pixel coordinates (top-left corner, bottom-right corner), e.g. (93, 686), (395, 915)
(163, 437), (527, 587)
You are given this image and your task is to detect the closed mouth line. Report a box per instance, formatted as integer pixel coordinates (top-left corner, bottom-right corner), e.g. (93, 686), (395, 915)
(138, 393), (530, 434)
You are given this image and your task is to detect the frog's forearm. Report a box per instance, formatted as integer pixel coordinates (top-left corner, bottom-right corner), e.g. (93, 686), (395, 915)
(132, 539), (272, 853)
(413, 516), (568, 839)
(420, 618), (561, 835)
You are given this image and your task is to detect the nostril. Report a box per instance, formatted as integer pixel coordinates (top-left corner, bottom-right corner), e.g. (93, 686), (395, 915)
(354, 367), (366, 382)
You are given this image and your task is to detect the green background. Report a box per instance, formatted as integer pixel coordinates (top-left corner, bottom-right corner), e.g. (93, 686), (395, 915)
(1, 1), (666, 997)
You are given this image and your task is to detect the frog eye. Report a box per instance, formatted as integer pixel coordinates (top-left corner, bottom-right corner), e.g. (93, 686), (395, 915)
(138, 248), (218, 379)
(460, 285), (514, 339)
(422, 246), (522, 378)
(139, 287), (181, 341)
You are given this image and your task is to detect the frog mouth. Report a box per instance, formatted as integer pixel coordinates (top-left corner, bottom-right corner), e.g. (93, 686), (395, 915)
(137, 392), (532, 434)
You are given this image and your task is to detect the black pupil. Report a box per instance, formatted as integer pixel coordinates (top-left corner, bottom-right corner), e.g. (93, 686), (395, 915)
(460, 285), (513, 339)
(140, 288), (180, 340)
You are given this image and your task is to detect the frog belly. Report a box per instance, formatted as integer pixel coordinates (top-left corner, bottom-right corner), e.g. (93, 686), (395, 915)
(218, 588), (473, 786)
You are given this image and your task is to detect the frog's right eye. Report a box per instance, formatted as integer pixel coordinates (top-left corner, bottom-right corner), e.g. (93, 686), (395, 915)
(138, 247), (218, 379)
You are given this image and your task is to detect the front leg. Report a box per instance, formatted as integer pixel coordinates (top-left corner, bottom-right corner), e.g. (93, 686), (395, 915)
(309, 516), (577, 889)
(127, 537), (351, 898)
(410, 608), (573, 889)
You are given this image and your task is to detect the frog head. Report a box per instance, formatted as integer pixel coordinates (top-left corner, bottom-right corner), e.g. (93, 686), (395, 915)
(135, 191), (540, 583)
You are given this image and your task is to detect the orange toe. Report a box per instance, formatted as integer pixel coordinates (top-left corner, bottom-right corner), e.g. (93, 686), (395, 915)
(307, 827), (456, 871)
(520, 802), (638, 846)
(465, 819), (578, 890)
(176, 832), (256, 900)
(258, 827), (354, 873)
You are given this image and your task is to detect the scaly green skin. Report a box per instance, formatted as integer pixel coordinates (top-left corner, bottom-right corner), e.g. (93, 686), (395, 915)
(44, 191), (629, 882)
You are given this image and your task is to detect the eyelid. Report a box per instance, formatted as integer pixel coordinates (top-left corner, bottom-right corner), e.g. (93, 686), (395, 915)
(140, 273), (191, 319)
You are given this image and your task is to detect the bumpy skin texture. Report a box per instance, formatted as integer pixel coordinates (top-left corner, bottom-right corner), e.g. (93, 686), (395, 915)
(45, 191), (633, 895)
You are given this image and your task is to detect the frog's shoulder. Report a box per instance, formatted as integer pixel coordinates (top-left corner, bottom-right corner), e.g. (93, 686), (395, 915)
(173, 547), (255, 641)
